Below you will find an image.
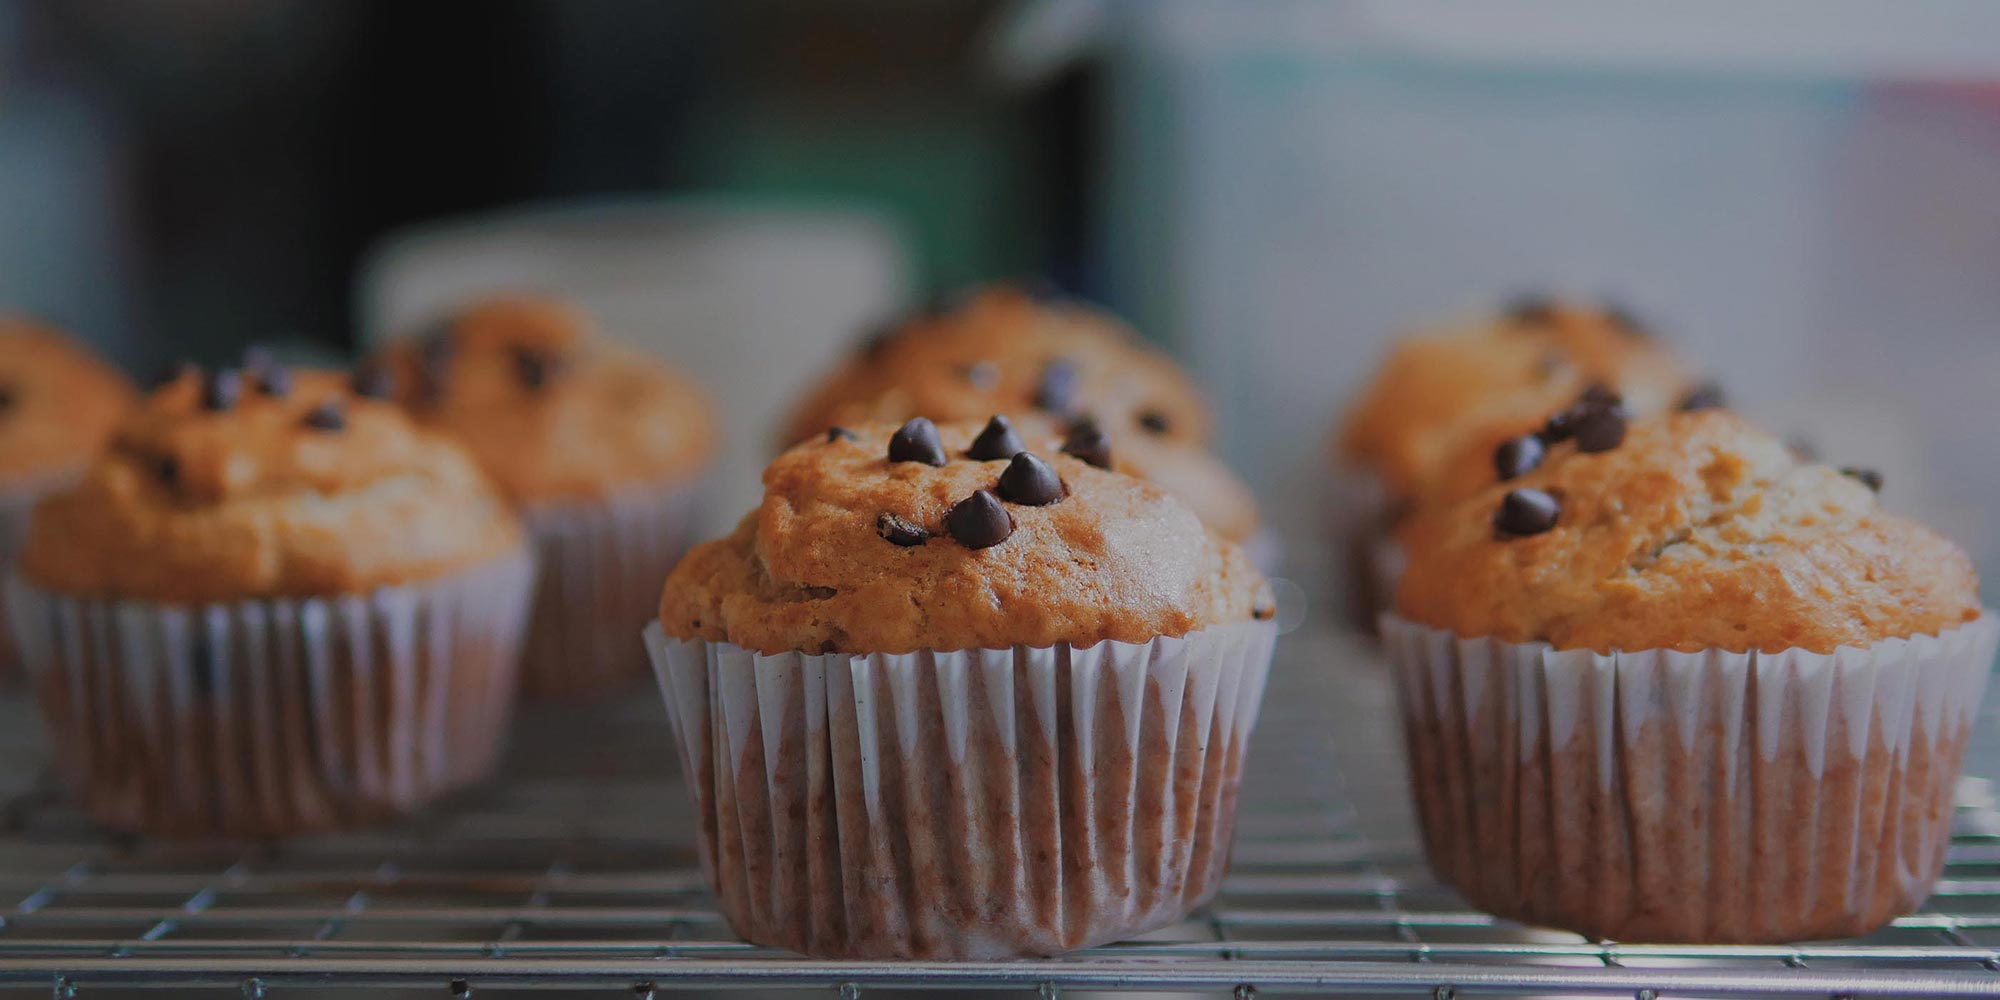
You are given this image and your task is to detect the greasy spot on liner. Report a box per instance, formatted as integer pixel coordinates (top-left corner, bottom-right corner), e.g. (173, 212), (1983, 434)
(965, 414), (1026, 461)
(946, 490), (1014, 549)
(887, 417), (947, 466)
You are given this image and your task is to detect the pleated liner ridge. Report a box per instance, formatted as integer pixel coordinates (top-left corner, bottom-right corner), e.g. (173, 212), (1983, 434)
(521, 484), (698, 699)
(1382, 612), (2000, 943)
(2, 549), (537, 838)
(645, 619), (1278, 959)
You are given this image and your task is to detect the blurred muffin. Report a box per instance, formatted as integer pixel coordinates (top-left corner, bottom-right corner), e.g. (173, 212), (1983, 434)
(1384, 408), (1992, 942)
(0, 319), (136, 677)
(7, 361), (534, 837)
(781, 286), (1263, 543)
(379, 296), (717, 698)
(649, 416), (1277, 958)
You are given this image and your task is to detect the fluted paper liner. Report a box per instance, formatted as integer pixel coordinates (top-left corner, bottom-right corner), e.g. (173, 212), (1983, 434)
(644, 619), (1278, 959)
(3, 549), (537, 838)
(521, 483), (699, 699)
(0, 482), (47, 680)
(1382, 611), (1999, 943)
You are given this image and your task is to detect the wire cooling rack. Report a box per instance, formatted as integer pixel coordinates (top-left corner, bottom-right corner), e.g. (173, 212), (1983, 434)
(0, 629), (1998, 998)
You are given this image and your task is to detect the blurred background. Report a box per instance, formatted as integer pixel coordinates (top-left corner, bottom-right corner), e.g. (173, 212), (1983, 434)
(4, 0), (2000, 592)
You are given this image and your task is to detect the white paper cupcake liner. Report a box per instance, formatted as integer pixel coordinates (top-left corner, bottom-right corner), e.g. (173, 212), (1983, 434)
(644, 618), (1279, 959)
(2, 549), (537, 839)
(520, 483), (700, 699)
(0, 471), (78, 681)
(1382, 611), (2000, 943)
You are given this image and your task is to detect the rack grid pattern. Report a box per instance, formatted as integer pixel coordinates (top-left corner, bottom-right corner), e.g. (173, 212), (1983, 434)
(0, 630), (1997, 996)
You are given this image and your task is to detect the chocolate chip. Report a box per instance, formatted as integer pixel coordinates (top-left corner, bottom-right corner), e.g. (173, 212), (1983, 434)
(946, 490), (1014, 549)
(255, 362), (293, 397)
(1678, 381), (1725, 412)
(1061, 420), (1112, 470)
(826, 426), (857, 443)
(966, 414), (1026, 461)
(1138, 409), (1171, 435)
(1505, 295), (1558, 327)
(1579, 383), (1622, 408)
(150, 361), (200, 390)
(0, 383), (14, 413)
(242, 344), (276, 374)
(302, 401), (346, 432)
(154, 453), (179, 492)
(350, 363), (395, 400)
(1540, 389), (1627, 446)
(963, 360), (999, 390)
(1252, 605), (1276, 621)
(1035, 359), (1078, 412)
(1573, 406), (1628, 453)
(887, 417), (947, 466)
(875, 512), (929, 547)
(1494, 488), (1561, 537)
(998, 452), (1065, 506)
(514, 346), (563, 390)
(202, 368), (243, 412)
(1493, 435), (1545, 481)
(1841, 467), (1884, 493)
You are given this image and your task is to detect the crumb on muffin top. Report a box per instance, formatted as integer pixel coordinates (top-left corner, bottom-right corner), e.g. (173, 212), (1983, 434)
(660, 416), (1272, 655)
(379, 295), (716, 505)
(778, 285), (1213, 450)
(1338, 298), (1701, 501)
(0, 319), (137, 487)
(1394, 408), (1981, 654)
(21, 364), (521, 602)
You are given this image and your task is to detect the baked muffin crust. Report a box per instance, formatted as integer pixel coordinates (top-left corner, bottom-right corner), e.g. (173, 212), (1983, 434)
(0, 319), (136, 487)
(21, 367), (521, 601)
(661, 417), (1271, 654)
(1395, 410), (1981, 653)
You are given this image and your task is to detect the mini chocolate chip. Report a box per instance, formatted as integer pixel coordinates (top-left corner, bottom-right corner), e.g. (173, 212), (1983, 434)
(1572, 406), (1628, 453)
(1493, 435), (1545, 481)
(888, 417), (947, 466)
(256, 363), (293, 397)
(514, 346), (562, 390)
(1061, 421), (1112, 469)
(1538, 406), (1578, 443)
(998, 452), (1065, 506)
(1841, 467), (1884, 493)
(150, 361), (200, 390)
(242, 344), (276, 373)
(1138, 409), (1171, 435)
(1579, 383), (1622, 407)
(1505, 294), (1559, 327)
(202, 368), (244, 412)
(350, 363), (395, 400)
(946, 489), (1014, 549)
(1252, 605), (1276, 621)
(302, 401), (346, 432)
(963, 360), (1000, 390)
(1539, 388), (1626, 445)
(876, 512), (929, 547)
(0, 383), (14, 412)
(154, 453), (179, 492)
(826, 426), (858, 443)
(1494, 488), (1561, 537)
(1678, 381), (1725, 412)
(1035, 359), (1079, 412)
(966, 414), (1026, 461)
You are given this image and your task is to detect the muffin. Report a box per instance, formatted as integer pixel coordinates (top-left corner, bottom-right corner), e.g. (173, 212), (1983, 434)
(647, 416), (1279, 959)
(780, 286), (1263, 545)
(1333, 298), (1703, 623)
(0, 319), (136, 676)
(1383, 408), (1994, 942)
(379, 296), (716, 698)
(4, 362), (535, 837)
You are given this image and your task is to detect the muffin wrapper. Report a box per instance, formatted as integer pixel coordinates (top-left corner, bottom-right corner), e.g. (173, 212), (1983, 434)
(3, 550), (537, 838)
(644, 619), (1279, 959)
(520, 483), (700, 699)
(0, 483), (46, 680)
(1382, 611), (2000, 942)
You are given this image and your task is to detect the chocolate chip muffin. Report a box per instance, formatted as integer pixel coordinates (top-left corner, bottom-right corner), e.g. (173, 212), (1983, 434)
(6, 360), (535, 837)
(649, 416), (1278, 958)
(778, 285), (1263, 544)
(0, 319), (136, 676)
(379, 295), (716, 698)
(1332, 297), (1703, 625)
(1383, 408), (1993, 943)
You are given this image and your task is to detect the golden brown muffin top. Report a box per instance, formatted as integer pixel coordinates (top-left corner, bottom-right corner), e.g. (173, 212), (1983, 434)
(1338, 299), (1701, 501)
(379, 296), (717, 506)
(0, 319), (137, 488)
(778, 285), (1213, 450)
(660, 416), (1272, 655)
(1395, 410), (1982, 654)
(21, 366), (522, 602)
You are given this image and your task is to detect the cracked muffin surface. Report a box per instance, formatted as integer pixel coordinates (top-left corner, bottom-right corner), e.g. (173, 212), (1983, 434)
(1394, 410), (1980, 653)
(660, 417), (1271, 655)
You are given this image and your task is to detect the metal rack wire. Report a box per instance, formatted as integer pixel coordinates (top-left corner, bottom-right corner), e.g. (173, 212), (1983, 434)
(0, 629), (1997, 997)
